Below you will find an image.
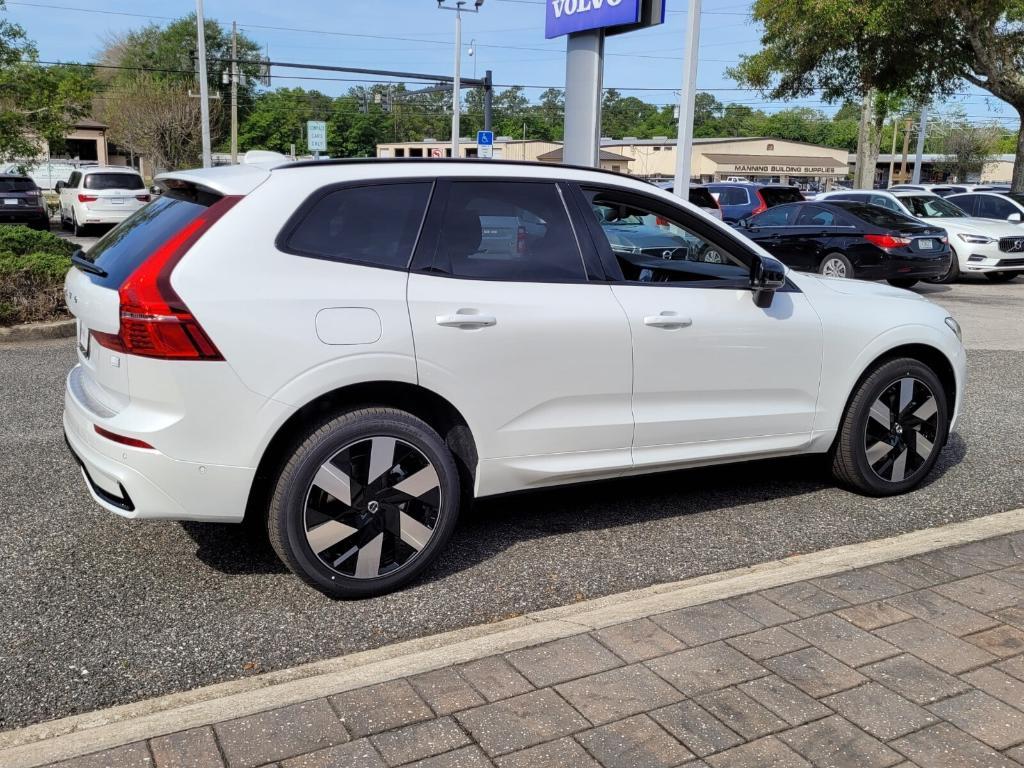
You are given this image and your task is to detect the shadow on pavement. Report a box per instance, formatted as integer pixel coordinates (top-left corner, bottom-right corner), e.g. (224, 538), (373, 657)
(180, 431), (968, 587)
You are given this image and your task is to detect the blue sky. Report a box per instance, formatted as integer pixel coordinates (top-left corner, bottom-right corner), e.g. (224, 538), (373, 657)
(4, 0), (1018, 128)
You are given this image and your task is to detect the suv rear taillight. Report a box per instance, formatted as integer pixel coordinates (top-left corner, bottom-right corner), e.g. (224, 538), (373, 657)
(78, 194), (98, 203)
(92, 195), (241, 360)
(750, 190), (768, 216)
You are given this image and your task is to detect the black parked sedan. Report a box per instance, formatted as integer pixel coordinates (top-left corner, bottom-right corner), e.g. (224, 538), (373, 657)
(0, 174), (49, 230)
(736, 200), (951, 287)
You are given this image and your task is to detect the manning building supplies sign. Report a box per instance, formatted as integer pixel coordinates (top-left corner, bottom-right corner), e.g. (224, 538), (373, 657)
(545, 0), (642, 38)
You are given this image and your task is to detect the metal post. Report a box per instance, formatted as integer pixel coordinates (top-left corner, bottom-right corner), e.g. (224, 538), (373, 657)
(563, 30), (604, 167)
(886, 117), (898, 188)
(483, 70), (493, 133)
(230, 21), (238, 165)
(673, 0), (701, 196)
(912, 106), (928, 184)
(195, 0), (212, 168)
(899, 117), (913, 183)
(451, 3), (462, 158)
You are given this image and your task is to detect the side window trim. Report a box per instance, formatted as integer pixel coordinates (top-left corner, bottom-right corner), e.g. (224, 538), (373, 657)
(275, 178), (436, 271)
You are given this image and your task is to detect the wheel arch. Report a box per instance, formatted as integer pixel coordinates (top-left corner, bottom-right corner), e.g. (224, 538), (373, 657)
(244, 381), (478, 525)
(833, 342), (957, 449)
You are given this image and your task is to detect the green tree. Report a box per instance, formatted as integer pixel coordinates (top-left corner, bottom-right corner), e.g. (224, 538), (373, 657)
(730, 0), (1024, 190)
(0, 1), (95, 166)
(238, 88), (333, 154)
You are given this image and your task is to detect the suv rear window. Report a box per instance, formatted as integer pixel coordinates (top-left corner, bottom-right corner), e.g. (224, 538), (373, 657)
(689, 187), (718, 209)
(81, 191), (216, 288)
(0, 177), (36, 192)
(760, 187), (805, 206)
(84, 173), (145, 191)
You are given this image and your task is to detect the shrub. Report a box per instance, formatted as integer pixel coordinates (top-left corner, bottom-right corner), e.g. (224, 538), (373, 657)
(0, 226), (76, 258)
(0, 246), (73, 326)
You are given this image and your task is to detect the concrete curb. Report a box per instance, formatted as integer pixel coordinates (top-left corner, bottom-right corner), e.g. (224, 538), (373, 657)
(4, 507), (1024, 768)
(0, 319), (75, 344)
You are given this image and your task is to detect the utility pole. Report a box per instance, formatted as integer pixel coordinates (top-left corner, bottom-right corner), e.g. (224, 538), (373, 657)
(230, 21), (239, 165)
(672, 0), (701, 196)
(483, 70), (493, 134)
(911, 106), (928, 184)
(898, 117), (913, 184)
(886, 117), (899, 188)
(195, 0), (212, 168)
(437, 1), (483, 159)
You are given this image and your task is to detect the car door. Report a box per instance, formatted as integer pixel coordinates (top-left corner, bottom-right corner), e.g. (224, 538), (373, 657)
(406, 178), (634, 497)
(741, 204), (799, 260)
(789, 204), (845, 271)
(573, 184), (824, 469)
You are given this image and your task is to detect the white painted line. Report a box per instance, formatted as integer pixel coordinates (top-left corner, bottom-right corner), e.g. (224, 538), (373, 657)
(4, 507), (1024, 768)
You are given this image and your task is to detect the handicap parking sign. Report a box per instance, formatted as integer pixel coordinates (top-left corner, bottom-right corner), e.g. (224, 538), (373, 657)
(477, 131), (494, 159)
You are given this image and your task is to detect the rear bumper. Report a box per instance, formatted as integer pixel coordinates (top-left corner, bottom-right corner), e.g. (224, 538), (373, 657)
(0, 209), (49, 227)
(63, 381), (255, 522)
(858, 251), (950, 280)
(79, 209), (137, 224)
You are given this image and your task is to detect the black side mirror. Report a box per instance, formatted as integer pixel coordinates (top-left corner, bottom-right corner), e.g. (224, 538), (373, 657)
(55, 181), (65, 191)
(751, 255), (786, 308)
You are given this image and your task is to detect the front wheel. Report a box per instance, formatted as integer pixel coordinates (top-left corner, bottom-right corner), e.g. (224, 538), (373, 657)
(819, 253), (854, 279)
(831, 357), (949, 496)
(267, 408), (462, 599)
(887, 279), (919, 289)
(985, 271), (1018, 283)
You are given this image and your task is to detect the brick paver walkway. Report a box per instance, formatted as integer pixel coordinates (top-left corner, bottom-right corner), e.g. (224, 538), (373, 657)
(48, 533), (1024, 768)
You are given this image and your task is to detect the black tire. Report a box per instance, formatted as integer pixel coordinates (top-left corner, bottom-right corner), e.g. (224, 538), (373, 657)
(887, 279), (919, 289)
(819, 252), (854, 279)
(267, 407), (461, 599)
(59, 208), (70, 231)
(831, 357), (949, 496)
(927, 248), (960, 284)
(985, 271), (1018, 283)
(72, 209), (84, 237)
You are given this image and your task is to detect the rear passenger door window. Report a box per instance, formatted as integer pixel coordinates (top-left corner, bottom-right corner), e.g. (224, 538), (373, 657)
(420, 181), (587, 282)
(281, 182), (433, 269)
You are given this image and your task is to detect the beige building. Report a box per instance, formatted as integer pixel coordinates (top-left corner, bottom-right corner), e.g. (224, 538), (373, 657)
(47, 117), (110, 165)
(377, 136), (847, 184)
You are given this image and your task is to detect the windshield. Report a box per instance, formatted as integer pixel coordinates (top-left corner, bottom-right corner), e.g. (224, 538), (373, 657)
(901, 195), (966, 218)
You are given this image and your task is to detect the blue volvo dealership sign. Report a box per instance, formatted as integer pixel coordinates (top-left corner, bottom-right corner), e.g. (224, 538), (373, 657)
(546, 0), (651, 39)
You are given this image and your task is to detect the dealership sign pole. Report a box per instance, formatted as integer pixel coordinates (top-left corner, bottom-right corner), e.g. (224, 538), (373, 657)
(672, 0), (700, 196)
(548, 0), (666, 167)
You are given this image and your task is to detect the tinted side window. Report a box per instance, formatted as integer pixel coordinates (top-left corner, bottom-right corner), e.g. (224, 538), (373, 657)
(432, 181), (585, 282)
(760, 187), (804, 206)
(977, 195), (1015, 220)
(795, 205), (837, 226)
(869, 195), (902, 212)
(716, 187), (749, 206)
(285, 182), (432, 269)
(751, 205), (796, 226)
(66, 172), (80, 189)
(950, 195), (978, 215)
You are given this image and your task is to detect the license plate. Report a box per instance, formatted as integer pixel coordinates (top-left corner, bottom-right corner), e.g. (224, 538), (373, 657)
(77, 320), (91, 358)
(918, 239), (933, 250)
(3, 198), (17, 206)
(110, 197), (125, 205)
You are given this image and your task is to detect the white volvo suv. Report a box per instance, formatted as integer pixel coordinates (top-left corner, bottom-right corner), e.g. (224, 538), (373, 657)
(63, 156), (966, 598)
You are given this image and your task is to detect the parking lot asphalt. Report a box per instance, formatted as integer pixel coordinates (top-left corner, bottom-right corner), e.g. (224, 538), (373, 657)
(1, 278), (1022, 731)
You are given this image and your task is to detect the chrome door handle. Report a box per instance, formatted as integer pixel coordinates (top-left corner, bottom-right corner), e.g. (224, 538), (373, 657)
(643, 313), (692, 329)
(436, 312), (497, 328)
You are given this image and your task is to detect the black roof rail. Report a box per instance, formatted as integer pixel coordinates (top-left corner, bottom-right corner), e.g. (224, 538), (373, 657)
(276, 156), (639, 181)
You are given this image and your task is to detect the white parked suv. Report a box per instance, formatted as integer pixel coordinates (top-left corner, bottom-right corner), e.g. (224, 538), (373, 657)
(63, 156), (967, 598)
(57, 166), (150, 236)
(818, 189), (1024, 283)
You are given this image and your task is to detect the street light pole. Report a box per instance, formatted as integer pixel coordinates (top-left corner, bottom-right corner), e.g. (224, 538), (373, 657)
(673, 0), (701, 196)
(912, 105), (929, 184)
(437, 0), (483, 159)
(195, 0), (212, 168)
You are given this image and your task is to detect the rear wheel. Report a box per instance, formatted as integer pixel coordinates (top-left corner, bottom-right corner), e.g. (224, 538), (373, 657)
(72, 209), (84, 237)
(887, 279), (919, 289)
(267, 407), (462, 599)
(985, 271), (1018, 283)
(819, 253), (854, 279)
(831, 357), (949, 496)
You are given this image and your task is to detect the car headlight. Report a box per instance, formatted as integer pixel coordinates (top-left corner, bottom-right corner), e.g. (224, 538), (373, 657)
(945, 316), (963, 343)
(956, 233), (995, 244)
